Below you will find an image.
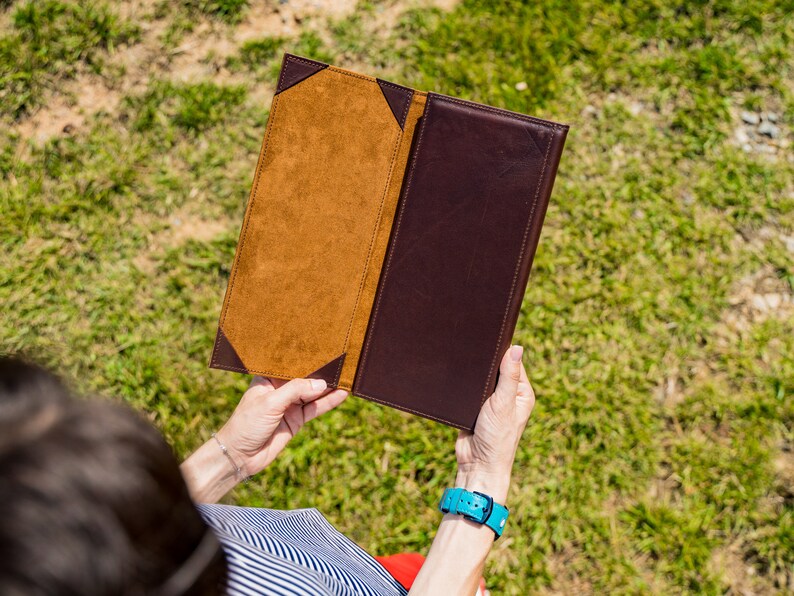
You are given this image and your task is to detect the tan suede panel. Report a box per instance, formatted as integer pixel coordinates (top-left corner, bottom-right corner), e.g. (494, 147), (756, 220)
(216, 67), (402, 383)
(337, 92), (428, 388)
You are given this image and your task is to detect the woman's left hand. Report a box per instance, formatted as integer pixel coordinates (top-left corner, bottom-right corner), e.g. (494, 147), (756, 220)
(219, 377), (348, 477)
(181, 377), (347, 503)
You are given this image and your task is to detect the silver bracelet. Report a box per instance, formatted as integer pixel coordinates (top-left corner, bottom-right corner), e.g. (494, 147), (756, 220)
(211, 432), (250, 483)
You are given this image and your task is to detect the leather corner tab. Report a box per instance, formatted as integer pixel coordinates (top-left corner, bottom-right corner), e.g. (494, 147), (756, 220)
(376, 79), (414, 130)
(307, 353), (346, 388)
(210, 328), (249, 373)
(276, 54), (329, 94)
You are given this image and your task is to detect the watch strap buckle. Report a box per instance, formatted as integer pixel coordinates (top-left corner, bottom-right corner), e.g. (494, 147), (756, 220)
(470, 491), (493, 523)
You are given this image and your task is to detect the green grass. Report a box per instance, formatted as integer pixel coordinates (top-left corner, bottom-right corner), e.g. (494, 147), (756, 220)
(1, 0), (792, 593)
(176, 0), (249, 23)
(0, 0), (139, 117)
(228, 36), (286, 70)
(126, 80), (248, 132)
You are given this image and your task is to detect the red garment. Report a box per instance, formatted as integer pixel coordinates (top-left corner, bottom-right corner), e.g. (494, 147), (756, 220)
(375, 553), (487, 593)
(374, 553), (426, 589)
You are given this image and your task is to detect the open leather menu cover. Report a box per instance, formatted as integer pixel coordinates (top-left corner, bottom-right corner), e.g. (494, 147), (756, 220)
(210, 53), (568, 430)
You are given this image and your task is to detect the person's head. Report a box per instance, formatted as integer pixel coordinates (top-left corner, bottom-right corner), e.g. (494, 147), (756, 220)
(0, 356), (226, 595)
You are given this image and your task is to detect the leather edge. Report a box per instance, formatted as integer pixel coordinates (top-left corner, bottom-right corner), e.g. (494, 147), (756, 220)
(275, 53), (329, 94)
(376, 78), (414, 130)
(211, 87), (282, 375)
(307, 353), (346, 388)
(427, 91), (571, 131)
(209, 327), (250, 373)
(352, 391), (473, 431)
(483, 125), (569, 399)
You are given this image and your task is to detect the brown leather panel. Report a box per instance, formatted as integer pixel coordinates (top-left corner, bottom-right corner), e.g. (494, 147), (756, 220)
(275, 53), (328, 94)
(335, 92), (427, 389)
(210, 327), (249, 373)
(353, 92), (568, 430)
(306, 353), (346, 387)
(376, 79), (414, 130)
(212, 65), (401, 385)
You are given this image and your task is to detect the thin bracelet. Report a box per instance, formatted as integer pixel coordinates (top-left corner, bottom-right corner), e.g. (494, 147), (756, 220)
(211, 432), (250, 483)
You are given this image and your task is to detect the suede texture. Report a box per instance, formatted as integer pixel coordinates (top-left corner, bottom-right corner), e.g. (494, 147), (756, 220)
(214, 66), (404, 383)
(336, 91), (427, 388)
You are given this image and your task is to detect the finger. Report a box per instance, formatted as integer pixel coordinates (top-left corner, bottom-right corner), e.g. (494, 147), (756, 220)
(301, 389), (348, 423)
(267, 377), (329, 413)
(491, 345), (523, 417)
(515, 362), (536, 425)
(269, 377), (289, 389)
(249, 376), (275, 392)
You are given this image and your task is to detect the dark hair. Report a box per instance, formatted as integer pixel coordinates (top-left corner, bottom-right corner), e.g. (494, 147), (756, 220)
(0, 357), (226, 595)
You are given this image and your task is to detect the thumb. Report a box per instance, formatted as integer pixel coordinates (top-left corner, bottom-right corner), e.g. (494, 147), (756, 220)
(267, 378), (329, 413)
(491, 345), (523, 415)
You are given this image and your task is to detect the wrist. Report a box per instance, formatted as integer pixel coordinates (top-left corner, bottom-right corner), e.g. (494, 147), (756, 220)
(454, 467), (511, 504)
(180, 438), (242, 503)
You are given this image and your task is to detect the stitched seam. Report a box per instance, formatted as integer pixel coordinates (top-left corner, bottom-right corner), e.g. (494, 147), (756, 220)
(212, 93), (282, 369)
(329, 65), (375, 82)
(479, 121), (554, 407)
(377, 80), (409, 91)
(311, 353), (345, 386)
(339, 129), (403, 365)
(286, 55), (326, 68)
(397, 89), (412, 126)
(278, 56), (330, 93)
(357, 96), (433, 379)
(214, 93), (279, 333)
(377, 80), (413, 127)
(278, 57), (291, 90)
(354, 390), (467, 429)
(434, 94), (566, 131)
(331, 352), (344, 386)
(212, 360), (349, 388)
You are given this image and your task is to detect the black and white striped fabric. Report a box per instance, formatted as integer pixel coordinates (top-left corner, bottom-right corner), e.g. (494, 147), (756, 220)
(197, 504), (408, 596)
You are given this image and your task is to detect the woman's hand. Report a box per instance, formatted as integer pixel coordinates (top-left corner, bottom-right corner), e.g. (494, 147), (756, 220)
(410, 346), (535, 594)
(181, 377), (347, 503)
(454, 345), (535, 503)
(218, 376), (348, 477)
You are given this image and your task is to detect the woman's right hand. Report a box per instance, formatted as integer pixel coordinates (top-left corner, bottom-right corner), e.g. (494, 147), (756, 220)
(453, 345), (535, 503)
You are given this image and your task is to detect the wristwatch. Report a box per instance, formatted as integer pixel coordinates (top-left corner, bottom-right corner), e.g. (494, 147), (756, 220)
(438, 487), (509, 539)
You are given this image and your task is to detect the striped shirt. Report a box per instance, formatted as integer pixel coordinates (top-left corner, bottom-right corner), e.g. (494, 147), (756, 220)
(198, 504), (408, 595)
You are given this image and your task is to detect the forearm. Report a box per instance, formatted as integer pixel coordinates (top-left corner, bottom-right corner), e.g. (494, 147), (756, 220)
(180, 439), (240, 504)
(409, 470), (510, 595)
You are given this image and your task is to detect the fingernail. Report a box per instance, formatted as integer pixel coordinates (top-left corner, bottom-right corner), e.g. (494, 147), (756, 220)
(510, 345), (523, 362)
(310, 379), (327, 391)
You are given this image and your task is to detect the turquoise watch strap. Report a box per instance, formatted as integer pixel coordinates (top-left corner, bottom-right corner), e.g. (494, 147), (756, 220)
(438, 487), (509, 539)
